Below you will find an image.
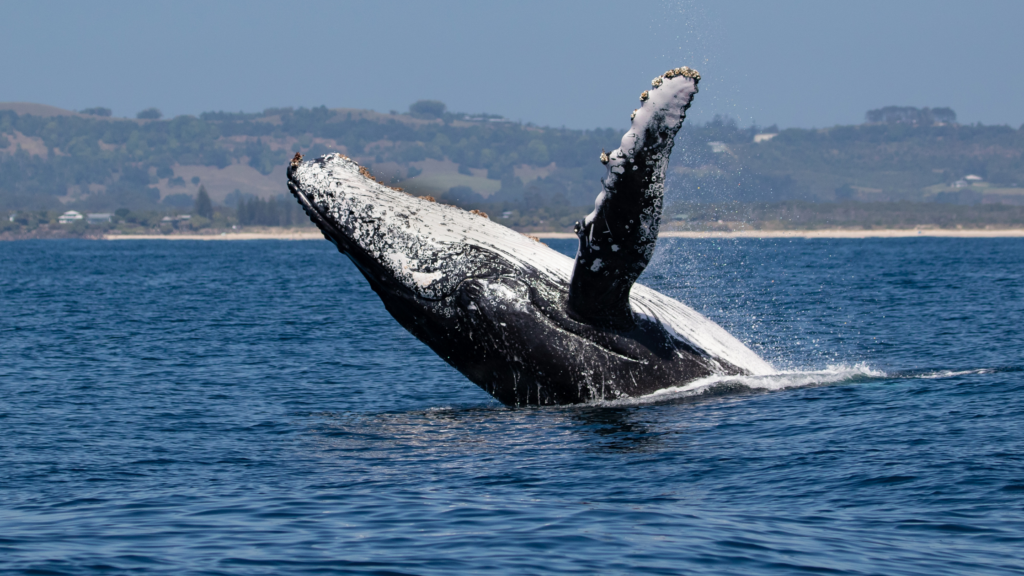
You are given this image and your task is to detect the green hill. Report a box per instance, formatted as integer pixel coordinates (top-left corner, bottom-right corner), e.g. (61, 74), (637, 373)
(2, 101), (1023, 232)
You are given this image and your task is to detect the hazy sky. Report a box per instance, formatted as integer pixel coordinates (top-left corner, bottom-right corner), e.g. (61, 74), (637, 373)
(3, 0), (1022, 130)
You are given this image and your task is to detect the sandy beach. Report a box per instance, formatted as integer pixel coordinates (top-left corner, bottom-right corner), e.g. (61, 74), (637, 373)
(100, 228), (1024, 241)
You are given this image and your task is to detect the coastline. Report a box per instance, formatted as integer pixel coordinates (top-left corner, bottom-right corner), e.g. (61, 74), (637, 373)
(92, 227), (1024, 241)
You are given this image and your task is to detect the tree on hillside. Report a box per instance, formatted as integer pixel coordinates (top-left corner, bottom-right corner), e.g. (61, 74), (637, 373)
(237, 195), (300, 226)
(194, 186), (213, 218)
(865, 106), (957, 125)
(835, 184), (856, 202)
(80, 107), (112, 117)
(136, 108), (162, 120)
(409, 100), (446, 119)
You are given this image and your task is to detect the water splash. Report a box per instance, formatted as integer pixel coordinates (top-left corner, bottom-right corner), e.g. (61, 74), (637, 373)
(600, 364), (1019, 407)
(600, 363), (882, 406)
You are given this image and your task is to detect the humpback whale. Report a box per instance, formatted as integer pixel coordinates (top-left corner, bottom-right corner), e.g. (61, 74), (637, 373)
(287, 68), (773, 406)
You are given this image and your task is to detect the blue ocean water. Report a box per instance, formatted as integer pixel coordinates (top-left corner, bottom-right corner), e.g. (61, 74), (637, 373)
(1, 237), (1022, 575)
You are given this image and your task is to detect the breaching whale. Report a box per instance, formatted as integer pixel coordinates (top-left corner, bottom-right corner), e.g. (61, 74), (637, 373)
(287, 67), (773, 406)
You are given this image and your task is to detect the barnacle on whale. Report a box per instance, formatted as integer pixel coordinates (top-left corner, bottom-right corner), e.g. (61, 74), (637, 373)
(663, 66), (700, 81)
(357, 164), (405, 192)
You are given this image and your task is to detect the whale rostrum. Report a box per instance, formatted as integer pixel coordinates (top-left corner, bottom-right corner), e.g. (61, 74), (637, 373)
(287, 68), (773, 406)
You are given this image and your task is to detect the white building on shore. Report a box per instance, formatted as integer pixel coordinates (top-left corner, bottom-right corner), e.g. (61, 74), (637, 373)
(58, 210), (83, 224)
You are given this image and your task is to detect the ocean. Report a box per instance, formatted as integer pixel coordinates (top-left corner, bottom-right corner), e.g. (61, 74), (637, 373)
(1, 237), (1022, 575)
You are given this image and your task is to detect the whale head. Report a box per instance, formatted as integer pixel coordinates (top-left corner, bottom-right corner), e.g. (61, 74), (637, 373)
(286, 152), (558, 304)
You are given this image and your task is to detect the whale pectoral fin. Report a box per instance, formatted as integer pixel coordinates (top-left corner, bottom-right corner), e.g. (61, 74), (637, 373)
(567, 68), (700, 330)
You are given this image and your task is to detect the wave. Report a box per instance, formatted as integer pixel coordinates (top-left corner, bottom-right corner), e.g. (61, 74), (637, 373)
(890, 368), (1000, 379)
(599, 364), (882, 406)
(601, 364), (1019, 407)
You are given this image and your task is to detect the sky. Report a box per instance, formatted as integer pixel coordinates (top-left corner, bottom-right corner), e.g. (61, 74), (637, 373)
(3, 0), (1023, 130)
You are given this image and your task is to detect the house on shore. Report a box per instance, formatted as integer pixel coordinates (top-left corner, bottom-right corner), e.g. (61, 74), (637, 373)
(58, 210), (83, 224)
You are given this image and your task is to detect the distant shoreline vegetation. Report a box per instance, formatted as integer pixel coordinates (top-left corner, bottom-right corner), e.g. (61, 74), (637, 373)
(1, 101), (1023, 235)
(5, 200), (1024, 241)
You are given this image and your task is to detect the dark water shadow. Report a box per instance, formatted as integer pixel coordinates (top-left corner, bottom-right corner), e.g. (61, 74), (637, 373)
(565, 406), (660, 452)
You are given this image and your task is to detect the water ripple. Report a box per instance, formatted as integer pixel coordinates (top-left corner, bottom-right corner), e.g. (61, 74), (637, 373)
(1, 239), (1023, 574)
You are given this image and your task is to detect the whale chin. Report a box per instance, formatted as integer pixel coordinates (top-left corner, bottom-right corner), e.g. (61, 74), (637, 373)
(284, 69), (773, 406)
